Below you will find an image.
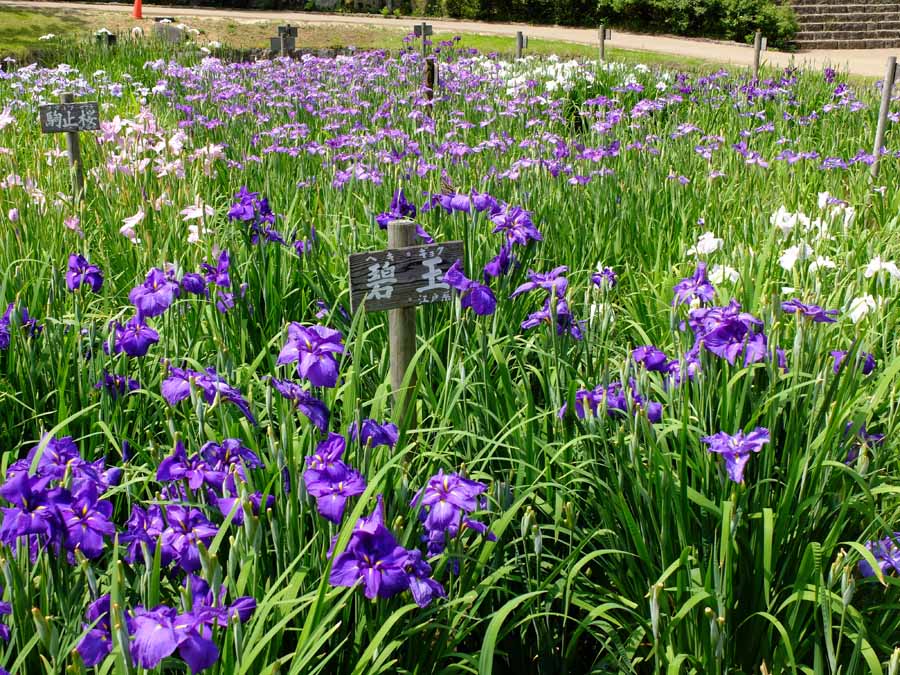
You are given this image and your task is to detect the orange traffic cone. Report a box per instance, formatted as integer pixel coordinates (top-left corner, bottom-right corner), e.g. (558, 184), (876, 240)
(133, 0), (142, 19)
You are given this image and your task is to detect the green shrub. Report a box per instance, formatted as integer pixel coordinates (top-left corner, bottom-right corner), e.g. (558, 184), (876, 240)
(597, 0), (796, 47)
(442, 0), (480, 18)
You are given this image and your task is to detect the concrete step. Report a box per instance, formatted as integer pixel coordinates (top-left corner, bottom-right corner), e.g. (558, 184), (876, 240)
(792, 3), (900, 14)
(793, 10), (900, 22)
(792, 0), (900, 6)
(794, 36), (900, 48)
(796, 28), (900, 39)
(798, 20), (900, 31)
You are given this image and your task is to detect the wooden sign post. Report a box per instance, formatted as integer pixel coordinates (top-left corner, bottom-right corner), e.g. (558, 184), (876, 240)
(425, 56), (437, 101)
(39, 94), (100, 199)
(516, 31), (525, 58)
(349, 221), (462, 423)
(599, 24), (611, 62)
(414, 22), (432, 58)
(752, 30), (762, 80)
(872, 56), (897, 180)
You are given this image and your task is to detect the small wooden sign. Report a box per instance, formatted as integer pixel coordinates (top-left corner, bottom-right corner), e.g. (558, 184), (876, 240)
(760, 36), (767, 52)
(603, 28), (612, 39)
(413, 24), (433, 37)
(39, 102), (100, 134)
(349, 239), (463, 312)
(278, 24), (298, 37)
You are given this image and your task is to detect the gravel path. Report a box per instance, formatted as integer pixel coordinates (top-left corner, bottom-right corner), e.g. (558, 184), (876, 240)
(2, 0), (896, 77)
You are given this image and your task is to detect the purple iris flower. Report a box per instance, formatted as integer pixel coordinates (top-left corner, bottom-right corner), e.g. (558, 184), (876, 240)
(0, 303), (12, 350)
(410, 470), (486, 533)
(276, 323), (345, 388)
(181, 272), (208, 296)
(128, 605), (218, 673)
(689, 301), (767, 366)
(76, 595), (112, 666)
(425, 192), (471, 214)
(410, 470), (492, 557)
(831, 350), (876, 375)
(330, 517), (411, 600)
(228, 186), (259, 222)
(109, 317), (159, 358)
(268, 377), (330, 431)
(161, 365), (256, 424)
(16, 306), (41, 338)
(521, 297), (584, 340)
(306, 433), (347, 470)
(490, 205), (542, 246)
(673, 263), (716, 306)
(160, 506), (218, 573)
(0, 471), (56, 548)
(632, 345), (670, 372)
(483, 243), (515, 280)
(349, 419), (399, 449)
(304, 460), (367, 524)
(0, 586), (9, 641)
(119, 504), (165, 564)
(129, 268), (180, 318)
(157, 441), (226, 492)
(591, 267), (617, 289)
(66, 254), (104, 293)
(229, 186), (282, 245)
(471, 190), (501, 214)
(182, 575), (257, 627)
(844, 422), (885, 464)
(781, 298), (838, 323)
(859, 533), (900, 578)
(443, 260), (497, 316)
(405, 549), (447, 607)
(201, 438), (262, 471)
(200, 250), (231, 289)
(376, 188), (417, 229)
(215, 492), (274, 525)
(58, 482), (115, 559)
(95, 370), (140, 398)
(330, 496), (444, 606)
(559, 380), (663, 424)
(702, 428), (770, 483)
(510, 267), (568, 299)
(25, 435), (80, 480)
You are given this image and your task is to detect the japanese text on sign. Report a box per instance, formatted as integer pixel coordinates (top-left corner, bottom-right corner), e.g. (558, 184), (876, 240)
(348, 240), (463, 312)
(39, 103), (100, 134)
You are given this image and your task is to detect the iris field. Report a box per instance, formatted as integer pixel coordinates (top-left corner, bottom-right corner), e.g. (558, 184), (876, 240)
(0, 33), (899, 674)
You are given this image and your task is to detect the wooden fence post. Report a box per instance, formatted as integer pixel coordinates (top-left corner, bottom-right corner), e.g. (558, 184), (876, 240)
(872, 56), (897, 180)
(60, 93), (84, 200)
(387, 220), (417, 425)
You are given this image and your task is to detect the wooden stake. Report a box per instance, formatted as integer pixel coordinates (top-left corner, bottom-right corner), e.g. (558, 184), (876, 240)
(752, 30), (762, 80)
(599, 23), (606, 62)
(872, 56), (897, 180)
(387, 220), (417, 425)
(60, 93), (84, 200)
(421, 21), (427, 58)
(425, 56), (436, 101)
(516, 31), (524, 59)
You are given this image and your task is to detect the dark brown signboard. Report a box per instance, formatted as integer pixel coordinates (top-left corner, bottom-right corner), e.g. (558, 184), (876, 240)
(349, 240), (463, 312)
(39, 103), (100, 134)
(413, 24), (433, 37)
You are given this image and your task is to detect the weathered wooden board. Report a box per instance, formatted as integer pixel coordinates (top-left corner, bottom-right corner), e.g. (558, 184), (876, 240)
(349, 240), (463, 312)
(39, 102), (100, 133)
(413, 24), (433, 37)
